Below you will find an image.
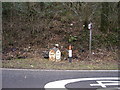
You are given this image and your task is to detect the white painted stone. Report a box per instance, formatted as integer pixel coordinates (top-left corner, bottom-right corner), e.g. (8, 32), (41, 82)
(56, 49), (61, 61)
(49, 48), (61, 61)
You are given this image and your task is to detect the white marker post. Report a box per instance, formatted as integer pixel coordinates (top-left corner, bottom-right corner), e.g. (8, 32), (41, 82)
(68, 45), (72, 63)
(88, 22), (92, 60)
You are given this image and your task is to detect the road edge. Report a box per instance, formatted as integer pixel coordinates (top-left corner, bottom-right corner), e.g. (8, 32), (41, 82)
(1, 68), (120, 72)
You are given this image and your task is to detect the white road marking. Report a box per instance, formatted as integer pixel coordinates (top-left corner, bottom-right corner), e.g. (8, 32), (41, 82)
(24, 75), (27, 79)
(2, 68), (120, 72)
(90, 81), (120, 88)
(44, 77), (119, 90)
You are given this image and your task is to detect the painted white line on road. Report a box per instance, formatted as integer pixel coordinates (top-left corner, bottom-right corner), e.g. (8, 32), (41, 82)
(90, 81), (120, 88)
(1, 68), (120, 72)
(44, 77), (120, 89)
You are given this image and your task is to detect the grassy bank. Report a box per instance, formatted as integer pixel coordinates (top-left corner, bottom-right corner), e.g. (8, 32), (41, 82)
(2, 57), (118, 70)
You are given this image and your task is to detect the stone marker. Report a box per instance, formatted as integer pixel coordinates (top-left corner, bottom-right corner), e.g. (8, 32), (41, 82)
(49, 44), (61, 61)
(55, 49), (61, 61)
(49, 49), (56, 61)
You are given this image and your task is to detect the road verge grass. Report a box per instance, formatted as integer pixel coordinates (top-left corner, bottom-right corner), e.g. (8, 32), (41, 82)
(2, 58), (118, 70)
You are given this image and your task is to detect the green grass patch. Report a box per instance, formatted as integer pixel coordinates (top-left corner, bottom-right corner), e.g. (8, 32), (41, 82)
(2, 58), (118, 70)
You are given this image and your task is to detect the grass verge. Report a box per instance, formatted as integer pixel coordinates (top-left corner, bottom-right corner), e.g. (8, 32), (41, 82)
(2, 57), (119, 70)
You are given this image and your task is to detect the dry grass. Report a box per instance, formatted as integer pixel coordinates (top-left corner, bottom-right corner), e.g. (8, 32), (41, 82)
(2, 57), (118, 70)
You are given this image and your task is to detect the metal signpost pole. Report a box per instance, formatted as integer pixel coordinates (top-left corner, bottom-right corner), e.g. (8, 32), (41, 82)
(88, 22), (92, 60)
(89, 28), (92, 60)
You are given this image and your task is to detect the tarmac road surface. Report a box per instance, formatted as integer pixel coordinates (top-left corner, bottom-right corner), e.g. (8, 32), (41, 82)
(2, 68), (120, 90)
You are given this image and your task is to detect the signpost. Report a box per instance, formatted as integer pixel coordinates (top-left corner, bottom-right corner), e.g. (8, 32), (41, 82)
(88, 22), (92, 60)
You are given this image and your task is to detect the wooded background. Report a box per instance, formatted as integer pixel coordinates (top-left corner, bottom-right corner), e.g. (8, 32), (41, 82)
(2, 2), (119, 60)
